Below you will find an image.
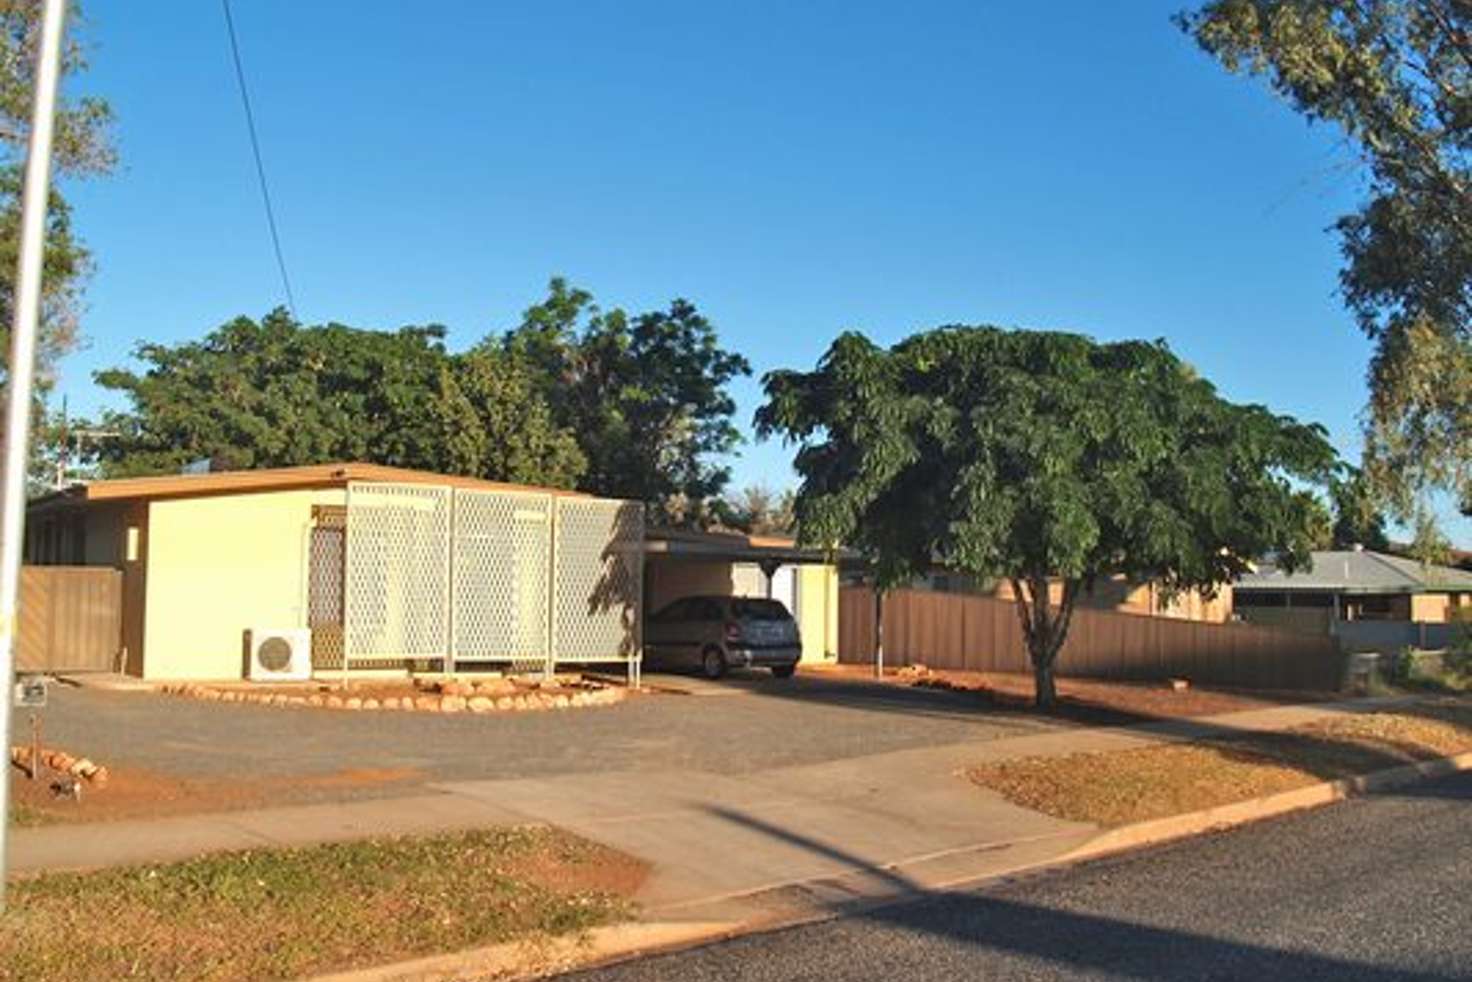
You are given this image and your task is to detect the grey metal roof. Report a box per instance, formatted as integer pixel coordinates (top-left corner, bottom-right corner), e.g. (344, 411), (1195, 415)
(1236, 549), (1472, 595)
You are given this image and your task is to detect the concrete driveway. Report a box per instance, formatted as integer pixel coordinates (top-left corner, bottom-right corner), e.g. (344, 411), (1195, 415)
(20, 672), (1092, 908)
(38, 670), (1056, 796)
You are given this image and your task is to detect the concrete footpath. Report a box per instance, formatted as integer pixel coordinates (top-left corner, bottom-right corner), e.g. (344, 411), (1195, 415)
(6, 695), (1419, 919)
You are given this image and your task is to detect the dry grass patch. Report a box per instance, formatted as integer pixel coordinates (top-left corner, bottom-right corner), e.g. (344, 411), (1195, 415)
(971, 702), (1472, 827)
(0, 826), (642, 982)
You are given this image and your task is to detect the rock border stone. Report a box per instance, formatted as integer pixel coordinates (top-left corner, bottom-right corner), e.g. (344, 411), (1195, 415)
(157, 678), (627, 714)
(9, 745), (109, 786)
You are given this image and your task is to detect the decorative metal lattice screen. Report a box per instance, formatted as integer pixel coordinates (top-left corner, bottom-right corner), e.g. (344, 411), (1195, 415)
(452, 489), (552, 668)
(307, 524), (345, 669)
(344, 482), (452, 664)
(552, 498), (644, 663)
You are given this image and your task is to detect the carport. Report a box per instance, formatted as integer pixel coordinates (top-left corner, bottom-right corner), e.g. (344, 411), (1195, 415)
(643, 528), (840, 664)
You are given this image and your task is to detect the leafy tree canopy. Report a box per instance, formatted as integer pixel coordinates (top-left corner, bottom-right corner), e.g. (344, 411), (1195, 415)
(92, 308), (585, 488)
(0, 1), (114, 393)
(1179, 0), (1471, 518)
(90, 280), (750, 515)
(758, 326), (1337, 705)
(1327, 466), (1392, 550)
(502, 278), (751, 521)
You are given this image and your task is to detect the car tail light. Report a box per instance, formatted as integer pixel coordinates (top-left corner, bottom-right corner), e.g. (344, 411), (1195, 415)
(723, 621), (742, 642)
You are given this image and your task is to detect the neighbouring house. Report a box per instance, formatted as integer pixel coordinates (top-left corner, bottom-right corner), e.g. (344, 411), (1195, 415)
(643, 527), (840, 665)
(1234, 546), (1472, 652)
(867, 568), (1233, 623)
(24, 463), (643, 681)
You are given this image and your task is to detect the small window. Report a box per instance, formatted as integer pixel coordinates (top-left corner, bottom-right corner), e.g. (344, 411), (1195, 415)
(731, 598), (791, 621)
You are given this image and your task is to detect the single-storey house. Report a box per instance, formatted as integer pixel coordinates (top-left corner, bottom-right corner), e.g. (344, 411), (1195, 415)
(24, 463), (642, 681)
(1234, 547), (1472, 650)
(873, 568), (1233, 623)
(24, 462), (842, 680)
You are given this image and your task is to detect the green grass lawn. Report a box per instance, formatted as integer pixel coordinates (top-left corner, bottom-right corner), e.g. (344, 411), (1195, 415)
(1, 826), (639, 981)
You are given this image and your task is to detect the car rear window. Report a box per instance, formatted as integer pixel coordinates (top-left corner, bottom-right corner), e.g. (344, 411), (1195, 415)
(732, 598), (791, 621)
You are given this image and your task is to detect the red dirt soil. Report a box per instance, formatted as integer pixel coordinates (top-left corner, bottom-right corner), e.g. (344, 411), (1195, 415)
(806, 663), (1336, 725)
(9, 762), (426, 826)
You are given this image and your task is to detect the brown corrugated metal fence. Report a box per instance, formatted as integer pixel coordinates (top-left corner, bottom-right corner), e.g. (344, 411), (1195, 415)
(839, 587), (1344, 691)
(18, 566), (123, 673)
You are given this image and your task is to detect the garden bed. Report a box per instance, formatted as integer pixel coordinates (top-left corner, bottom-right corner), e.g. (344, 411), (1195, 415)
(160, 672), (627, 714)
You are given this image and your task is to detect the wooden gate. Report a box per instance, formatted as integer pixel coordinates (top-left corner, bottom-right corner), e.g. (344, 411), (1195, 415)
(18, 566), (122, 673)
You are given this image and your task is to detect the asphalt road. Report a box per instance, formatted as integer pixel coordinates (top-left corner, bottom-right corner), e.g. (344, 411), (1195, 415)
(572, 771), (1472, 981)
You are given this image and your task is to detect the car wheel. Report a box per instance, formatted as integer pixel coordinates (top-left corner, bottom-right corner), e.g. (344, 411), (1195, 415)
(701, 647), (727, 680)
(770, 663), (796, 679)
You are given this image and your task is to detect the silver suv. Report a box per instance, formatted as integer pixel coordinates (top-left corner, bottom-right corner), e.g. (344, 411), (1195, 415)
(644, 595), (801, 679)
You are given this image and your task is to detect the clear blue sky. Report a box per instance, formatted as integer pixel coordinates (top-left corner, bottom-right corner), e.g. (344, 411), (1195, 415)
(58, 0), (1468, 545)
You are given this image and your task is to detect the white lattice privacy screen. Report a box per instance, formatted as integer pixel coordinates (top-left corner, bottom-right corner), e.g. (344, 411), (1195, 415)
(344, 483), (452, 663)
(340, 482), (642, 670)
(553, 498), (645, 663)
(452, 488), (552, 666)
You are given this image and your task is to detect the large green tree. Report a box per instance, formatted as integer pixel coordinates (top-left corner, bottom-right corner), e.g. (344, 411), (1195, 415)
(0, 0), (114, 392)
(1327, 466), (1392, 550)
(93, 309), (584, 488)
(434, 348), (585, 488)
(94, 281), (750, 508)
(501, 278), (751, 522)
(758, 327), (1337, 707)
(1180, 0), (1471, 518)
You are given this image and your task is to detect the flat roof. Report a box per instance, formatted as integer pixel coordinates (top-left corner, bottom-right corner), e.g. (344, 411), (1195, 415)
(1236, 549), (1472, 595)
(645, 526), (839, 564)
(30, 462), (592, 507)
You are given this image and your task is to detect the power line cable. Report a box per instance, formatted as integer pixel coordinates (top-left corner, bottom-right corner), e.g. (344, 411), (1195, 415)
(221, 0), (298, 319)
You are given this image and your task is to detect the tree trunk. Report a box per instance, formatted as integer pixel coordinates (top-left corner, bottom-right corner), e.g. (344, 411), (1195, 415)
(1032, 654), (1058, 709)
(1012, 575), (1080, 710)
(873, 587), (885, 679)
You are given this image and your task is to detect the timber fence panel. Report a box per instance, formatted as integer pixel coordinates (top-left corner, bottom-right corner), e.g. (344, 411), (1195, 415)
(17, 566), (121, 672)
(838, 586), (1344, 691)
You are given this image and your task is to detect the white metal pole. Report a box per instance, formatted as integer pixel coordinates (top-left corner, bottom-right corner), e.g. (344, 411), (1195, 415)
(0, 0), (69, 909)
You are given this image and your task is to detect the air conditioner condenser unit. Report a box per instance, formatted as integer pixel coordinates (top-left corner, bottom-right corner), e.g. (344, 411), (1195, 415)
(246, 627), (312, 682)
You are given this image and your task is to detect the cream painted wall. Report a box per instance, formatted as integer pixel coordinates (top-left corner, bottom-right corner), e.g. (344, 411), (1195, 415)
(797, 564), (838, 663)
(142, 489), (345, 680)
(730, 563), (766, 597)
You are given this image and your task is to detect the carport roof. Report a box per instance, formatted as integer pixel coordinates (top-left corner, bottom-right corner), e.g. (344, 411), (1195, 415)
(645, 527), (840, 564)
(30, 462), (592, 506)
(1236, 548), (1472, 595)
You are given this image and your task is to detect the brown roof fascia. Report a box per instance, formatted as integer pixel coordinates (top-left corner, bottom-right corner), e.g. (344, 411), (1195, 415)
(41, 462), (593, 505)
